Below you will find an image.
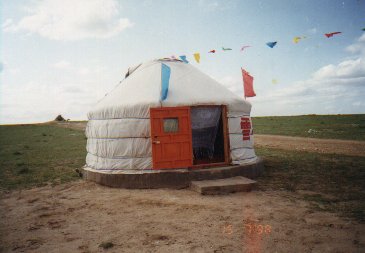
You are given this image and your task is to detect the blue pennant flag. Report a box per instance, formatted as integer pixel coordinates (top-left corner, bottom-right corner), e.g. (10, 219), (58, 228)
(179, 55), (189, 63)
(161, 63), (171, 101)
(266, 41), (277, 48)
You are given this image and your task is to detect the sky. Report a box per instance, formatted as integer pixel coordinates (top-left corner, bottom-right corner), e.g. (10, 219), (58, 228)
(0, 0), (364, 124)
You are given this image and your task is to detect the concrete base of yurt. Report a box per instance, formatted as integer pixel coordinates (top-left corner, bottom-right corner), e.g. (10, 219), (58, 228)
(82, 157), (264, 189)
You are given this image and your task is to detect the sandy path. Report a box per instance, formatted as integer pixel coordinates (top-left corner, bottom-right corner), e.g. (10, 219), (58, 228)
(254, 134), (365, 157)
(1, 180), (364, 253)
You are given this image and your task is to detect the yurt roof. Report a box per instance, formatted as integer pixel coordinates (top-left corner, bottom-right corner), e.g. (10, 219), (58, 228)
(88, 59), (251, 119)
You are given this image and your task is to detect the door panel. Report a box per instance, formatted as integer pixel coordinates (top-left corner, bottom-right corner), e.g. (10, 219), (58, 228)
(150, 107), (193, 169)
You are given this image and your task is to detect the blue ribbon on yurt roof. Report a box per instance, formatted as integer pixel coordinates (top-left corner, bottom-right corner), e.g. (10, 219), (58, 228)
(160, 63), (171, 101)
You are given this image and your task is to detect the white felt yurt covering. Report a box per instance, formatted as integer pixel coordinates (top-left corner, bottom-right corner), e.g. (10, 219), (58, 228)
(85, 59), (257, 173)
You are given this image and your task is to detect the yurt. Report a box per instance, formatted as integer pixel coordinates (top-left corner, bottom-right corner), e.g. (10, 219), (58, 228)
(83, 59), (263, 188)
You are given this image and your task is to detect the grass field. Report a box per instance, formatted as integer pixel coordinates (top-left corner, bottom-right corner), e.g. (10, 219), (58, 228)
(0, 122), (364, 223)
(255, 147), (365, 223)
(252, 114), (365, 140)
(0, 125), (86, 190)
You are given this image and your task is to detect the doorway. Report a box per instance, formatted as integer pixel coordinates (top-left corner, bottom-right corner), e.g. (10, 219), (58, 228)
(191, 106), (229, 166)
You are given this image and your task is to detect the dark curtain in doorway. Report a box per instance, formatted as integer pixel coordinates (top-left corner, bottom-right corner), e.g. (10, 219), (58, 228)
(191, 106), (222, 159)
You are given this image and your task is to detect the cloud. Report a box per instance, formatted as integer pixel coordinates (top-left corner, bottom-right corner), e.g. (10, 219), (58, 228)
(0, 61), (19, 75)
(78, 67), (91, 75)
(346, 34), (365, 55)
(53, 60), (71, 69)
(255, 55), (365, 104)
(0, 60), (117, 123)
(2, 0), (133, 41)
(0, 79), (102, 123)
(249, 35), (365, 115)
(2, 18), (15, 32)
(312, 58), (365, 81)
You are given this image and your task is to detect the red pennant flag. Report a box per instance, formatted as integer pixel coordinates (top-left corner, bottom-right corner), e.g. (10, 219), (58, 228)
(241, 68), (256, 98)
(324, 32), (342, 38)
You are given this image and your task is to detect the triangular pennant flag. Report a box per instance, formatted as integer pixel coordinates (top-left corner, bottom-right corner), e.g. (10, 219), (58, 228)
(266, 41), (277, 48)
(222, 47), (232, 51)
(160, 63), (171, 101)
(293, 37), (301, 43)
(241, 68), (256, 98)
(193, 53), (200, 63)
(208, 49), (216, 53)
(179, 55), (189, 63)
(241, 45), (251, 51)
(324, 32), (342, 38)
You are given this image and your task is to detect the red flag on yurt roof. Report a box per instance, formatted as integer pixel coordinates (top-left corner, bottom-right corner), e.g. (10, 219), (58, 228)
(241, 68), (256, 98)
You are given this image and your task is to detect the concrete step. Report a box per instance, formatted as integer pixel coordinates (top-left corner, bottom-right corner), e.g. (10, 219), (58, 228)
(190, 176), (257, 195)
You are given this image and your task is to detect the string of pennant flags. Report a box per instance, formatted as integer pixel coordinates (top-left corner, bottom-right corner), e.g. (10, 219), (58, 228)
(160, 28), (365, 99)
(171, 30), (357, 65)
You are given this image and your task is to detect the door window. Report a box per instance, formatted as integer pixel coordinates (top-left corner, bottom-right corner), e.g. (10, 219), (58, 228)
(163, 118), (179, 133)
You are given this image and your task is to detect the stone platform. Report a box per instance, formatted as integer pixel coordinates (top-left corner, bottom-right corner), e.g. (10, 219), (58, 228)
(82, 157), (264, 189)
(190, 176), (257, 195)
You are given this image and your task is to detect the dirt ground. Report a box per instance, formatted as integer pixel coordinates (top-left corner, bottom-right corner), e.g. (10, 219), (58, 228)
(254, 134), (365, 157)
(1, 180), (364, 253)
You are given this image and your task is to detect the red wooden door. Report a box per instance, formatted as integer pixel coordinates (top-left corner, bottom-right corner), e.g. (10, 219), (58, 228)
(150, 106), (193, 169)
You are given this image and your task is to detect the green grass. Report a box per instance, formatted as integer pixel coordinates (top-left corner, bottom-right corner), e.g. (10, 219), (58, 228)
(256, 147), (365, 223)
(0, 125), (86, 190)
(252, 114), (365, 140)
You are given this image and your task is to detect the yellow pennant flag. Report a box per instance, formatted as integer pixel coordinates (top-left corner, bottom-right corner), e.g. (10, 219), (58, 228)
(293, 36), (301, 43)
(272, 79), (278, 84)
(193, 53), (200, 63)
